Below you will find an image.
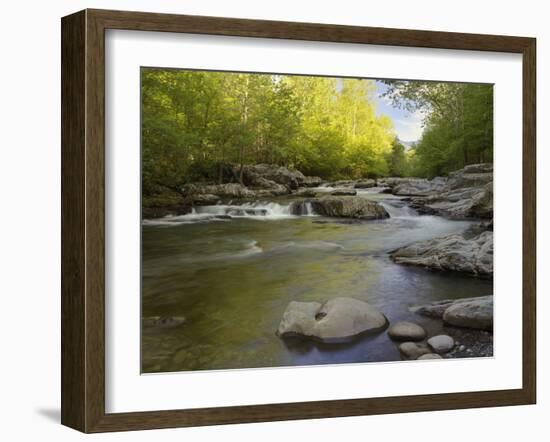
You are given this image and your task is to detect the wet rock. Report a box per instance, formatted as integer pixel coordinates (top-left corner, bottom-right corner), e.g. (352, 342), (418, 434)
(326, 179), (355, 187)
(293, 188), (318, 198)
(447, 163), (493, 190)
(392, 177), (446, 196)
(410, 299), (456, 318)
(142, 188), (192, 219)
(427, 335), (455, 353)
(377, 177), (425, 189)
(410, 164), (493, 219)
(411, 296), (490, 318)
(249, 177), (290, 196)
(277, 297), (388, 343)
(387, 321), (427, 341)
(302, 176), (324, 187)
(252, 184), (291, 197)
(412, 182), (493, 219)
(463, 220), (493, 239)
(191, 193), (221, 205)
(331, 189), (357, 196)
(443, 296), (493, 330)
(398, 342), (431, 360)
(183, 163), (307, 197)
(354, 179), (376, 189)
(309, 196), (390, 219)
(460, 163), (493, 174)
(417, 353), (443, 360)
(182, 182), (256, 199)
(242, 163), (305, 190)
(390, 231), (493, 276)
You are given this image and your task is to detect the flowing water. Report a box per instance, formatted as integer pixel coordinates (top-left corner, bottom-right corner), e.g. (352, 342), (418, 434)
(141, 188), (493, 373)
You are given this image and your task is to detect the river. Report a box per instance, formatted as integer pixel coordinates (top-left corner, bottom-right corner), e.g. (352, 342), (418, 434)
(141, 187), (493, 373)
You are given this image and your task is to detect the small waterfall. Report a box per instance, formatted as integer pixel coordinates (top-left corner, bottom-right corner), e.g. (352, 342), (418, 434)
(380, 200), (418, 218)
(196, 201), (293, 218)
(144, 201), (318, 225)
(290, 201), (314, 216)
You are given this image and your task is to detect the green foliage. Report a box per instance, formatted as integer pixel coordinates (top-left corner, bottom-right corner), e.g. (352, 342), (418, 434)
(382, 80), (493, 178)
(142, 70), (396, 195)
(388, 139), (408, 177)
(142, 71), (493, 195)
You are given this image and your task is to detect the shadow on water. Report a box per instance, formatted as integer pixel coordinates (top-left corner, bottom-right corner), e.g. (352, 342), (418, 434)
(280, 323), (395, 362)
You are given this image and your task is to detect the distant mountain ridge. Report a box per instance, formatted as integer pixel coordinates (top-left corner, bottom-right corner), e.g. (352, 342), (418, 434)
(397, 138), (418, 151)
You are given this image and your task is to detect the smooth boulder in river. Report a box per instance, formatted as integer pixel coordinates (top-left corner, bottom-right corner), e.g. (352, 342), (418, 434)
(391, 231), (493, 276)
(309, 196), (390, 220)
(442, 296), (493, 330)
(387, 321), (426, 341)
(398, 342), (431, 360)
(427, 335), (455, 353)
(277, 297), (388, 343)
(410, 295), (493, 331)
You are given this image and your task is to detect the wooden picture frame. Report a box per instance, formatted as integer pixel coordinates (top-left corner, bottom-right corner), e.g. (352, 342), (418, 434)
(61, 8), (536, 433)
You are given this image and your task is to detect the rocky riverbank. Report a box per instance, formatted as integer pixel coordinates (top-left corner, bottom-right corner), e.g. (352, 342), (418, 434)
(143, 163), (397, 220)
(276, 294), (493, 360)
(143, 163), (320, 218)
(390, 228), (493, 277)
(143, 162), (493, 221)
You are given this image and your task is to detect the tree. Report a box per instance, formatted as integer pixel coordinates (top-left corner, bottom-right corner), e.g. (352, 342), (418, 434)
(141, 70), (492, 198)
(381, 80), (493, 177)
(388, 138), (408, 177)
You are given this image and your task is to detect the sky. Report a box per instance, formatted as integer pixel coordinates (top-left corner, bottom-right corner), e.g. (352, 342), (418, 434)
(374, 81), (424, 144)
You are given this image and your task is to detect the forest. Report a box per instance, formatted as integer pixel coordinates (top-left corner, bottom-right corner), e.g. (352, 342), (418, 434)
(141, 69), (493, 197)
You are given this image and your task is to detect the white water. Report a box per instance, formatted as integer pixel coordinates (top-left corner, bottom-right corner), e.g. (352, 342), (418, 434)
(142, 201), (316, 226)
(309, 185), (389, 195)
(379, 200), (418, 218)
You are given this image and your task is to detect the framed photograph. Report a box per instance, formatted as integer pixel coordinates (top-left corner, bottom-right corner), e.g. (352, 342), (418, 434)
(61, 9), (536, 432)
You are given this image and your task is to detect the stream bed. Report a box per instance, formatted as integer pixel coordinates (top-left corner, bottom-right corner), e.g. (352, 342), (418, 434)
(141, 189), (493, 373)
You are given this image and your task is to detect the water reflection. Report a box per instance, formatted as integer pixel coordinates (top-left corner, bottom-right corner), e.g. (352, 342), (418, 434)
(141, 196), (492, 373)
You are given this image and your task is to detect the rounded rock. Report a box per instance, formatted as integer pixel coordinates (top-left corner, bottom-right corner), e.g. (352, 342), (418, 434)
(387, 321), (427, 342)
(442, 296), (493, 330)
(398, 342), (431, 360)
(417, 353), (443, 360)
(427, 335), (455, 353)
(277, 297), (388, 343)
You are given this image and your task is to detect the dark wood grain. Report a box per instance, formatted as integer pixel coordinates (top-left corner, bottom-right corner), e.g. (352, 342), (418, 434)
(522, 38), (537, 402)
(61, 8), (537, 433)
(61, 10), (86, 432)
(85, 9), (108, 432)
(90, 8), (532, 53)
